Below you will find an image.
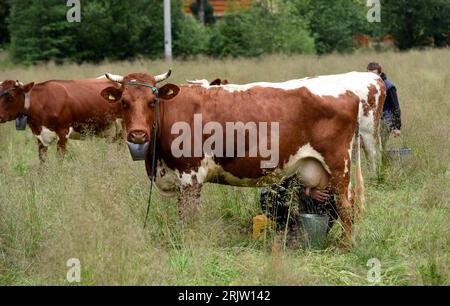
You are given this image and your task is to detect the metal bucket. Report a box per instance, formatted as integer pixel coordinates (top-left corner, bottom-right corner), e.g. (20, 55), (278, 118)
(386, 147), (412, 160)
(127, 141), (149, 161)
(299, 213), (329, 249)
(15, 114), (27, 130)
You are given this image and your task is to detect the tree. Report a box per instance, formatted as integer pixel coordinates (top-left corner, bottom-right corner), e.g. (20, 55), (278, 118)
(307, 0), (367, 54)
(208, 1), (315, 57)
(8, 0), (77, 64)
(0, 1), (11, 47)
(384, 0), (450, 50)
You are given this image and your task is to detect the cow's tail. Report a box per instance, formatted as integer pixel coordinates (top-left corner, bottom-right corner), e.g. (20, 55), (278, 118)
(354, 125), (366, 219)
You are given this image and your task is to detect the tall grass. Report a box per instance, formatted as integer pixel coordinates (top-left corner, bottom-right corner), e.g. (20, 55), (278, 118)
(0, 49), (449, 285)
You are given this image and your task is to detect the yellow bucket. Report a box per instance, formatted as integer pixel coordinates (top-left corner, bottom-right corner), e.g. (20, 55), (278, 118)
(252, 214), (273, 239)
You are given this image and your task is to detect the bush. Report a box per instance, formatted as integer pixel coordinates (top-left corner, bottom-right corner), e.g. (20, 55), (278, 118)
(273, 4), (315, 54)
(0, 1), (11, 47)
(72, 0), (169, 62)
(173, 15), (210, 58)
(207, 3), (315, 58)
(308, 0), (367, 54)
(7, 0), (180, 64)
(383, 0), (450, 50)
(8, 0), (77, 64)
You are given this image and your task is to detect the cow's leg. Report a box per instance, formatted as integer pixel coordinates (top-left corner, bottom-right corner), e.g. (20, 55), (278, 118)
(360, 133), (379, 174)
(37, 139), (48, 163)
(55, 127), (70, 158)
(177, 181), (202, 224)
(331, 174), (354, 249)
(336, 191), (353, 249)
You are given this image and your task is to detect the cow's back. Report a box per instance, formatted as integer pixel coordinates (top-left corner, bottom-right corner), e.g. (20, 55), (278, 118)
(156, 81), (360, 187)
(29, 78), (120, 133)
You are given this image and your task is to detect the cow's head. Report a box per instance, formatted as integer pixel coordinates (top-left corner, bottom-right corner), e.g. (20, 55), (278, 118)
(100, 71), (179, 159)
(0, 80), (34, 123)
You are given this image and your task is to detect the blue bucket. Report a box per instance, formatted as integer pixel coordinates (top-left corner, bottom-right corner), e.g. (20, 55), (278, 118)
(127, 141), (149, 161)
(386, 148), (412, 160)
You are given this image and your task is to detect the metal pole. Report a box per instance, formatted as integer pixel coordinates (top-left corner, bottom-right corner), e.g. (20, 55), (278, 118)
(198, 0), (205, 25)
(164, 0), (172, 61)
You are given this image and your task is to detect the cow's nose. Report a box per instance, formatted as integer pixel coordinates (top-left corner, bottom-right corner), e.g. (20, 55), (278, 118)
(128, 130), (148, 144)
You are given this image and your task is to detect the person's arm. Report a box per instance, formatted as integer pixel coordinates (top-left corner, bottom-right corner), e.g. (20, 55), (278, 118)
(387, 86), (402, 131)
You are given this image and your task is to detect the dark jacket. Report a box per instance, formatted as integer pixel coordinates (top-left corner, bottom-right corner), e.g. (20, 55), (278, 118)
(381, 72), (402, 130)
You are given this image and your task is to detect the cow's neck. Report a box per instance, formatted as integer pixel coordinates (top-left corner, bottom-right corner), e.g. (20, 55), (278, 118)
(23, 92), (31, 115)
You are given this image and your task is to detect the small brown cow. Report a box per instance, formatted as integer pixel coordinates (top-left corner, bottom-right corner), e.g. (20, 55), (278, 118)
(0, 77), (132, 161)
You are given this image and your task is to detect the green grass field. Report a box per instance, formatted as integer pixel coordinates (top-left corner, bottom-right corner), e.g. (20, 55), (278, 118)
(0, 49), (449, 285)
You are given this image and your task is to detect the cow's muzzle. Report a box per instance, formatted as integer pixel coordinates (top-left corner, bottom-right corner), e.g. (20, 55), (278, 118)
(128, 130), (148, 144)
(127, 141), (149, 161)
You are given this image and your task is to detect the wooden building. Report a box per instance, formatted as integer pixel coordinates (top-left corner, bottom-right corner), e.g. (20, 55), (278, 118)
(183, 0), (253, 18)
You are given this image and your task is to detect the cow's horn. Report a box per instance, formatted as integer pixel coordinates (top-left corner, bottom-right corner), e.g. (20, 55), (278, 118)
(15, 80), (23, 87)
(154, 69), (172, 83)
(187, 79), (202, 84)
(105, 73), (124, 83)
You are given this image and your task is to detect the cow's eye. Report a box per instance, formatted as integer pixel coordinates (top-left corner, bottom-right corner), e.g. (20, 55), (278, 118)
(6, 95), (14, 103)
(148, 101), (154, 108)
(122, 101), (129, 109)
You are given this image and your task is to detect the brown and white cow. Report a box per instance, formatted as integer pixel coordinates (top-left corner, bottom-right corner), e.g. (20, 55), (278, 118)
(0, 77), (136, 161)
(191, 76), (386, 173)
(100, 71), (385, 247)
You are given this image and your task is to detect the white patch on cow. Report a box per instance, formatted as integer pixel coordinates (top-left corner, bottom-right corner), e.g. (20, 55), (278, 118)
(24, 92), (31, 111)
(179, 171), (196, 186)
(36, 127), (58, 147)
(283, 143), (331, 179)
(359, 107), (378, 171)
(176, 153), (256, 187)
(177, 146), (332, 189)
(152, 144), (334, 197)
(200, 72), (381, 99)
(344, 158), (349, 176)
(345, 135), (355, 176)
(66, 127), (74, 139)
(348, 136), (354, 162)
(348, 181), (353, 201)
(162, 143), (332, 191)
(357, 76), (383, 172)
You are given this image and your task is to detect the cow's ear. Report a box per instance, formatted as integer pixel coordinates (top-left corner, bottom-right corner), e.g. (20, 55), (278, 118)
(101, 87), (123, 103)
(158, 84), (180, 100)
(20, 82), (34, 93)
